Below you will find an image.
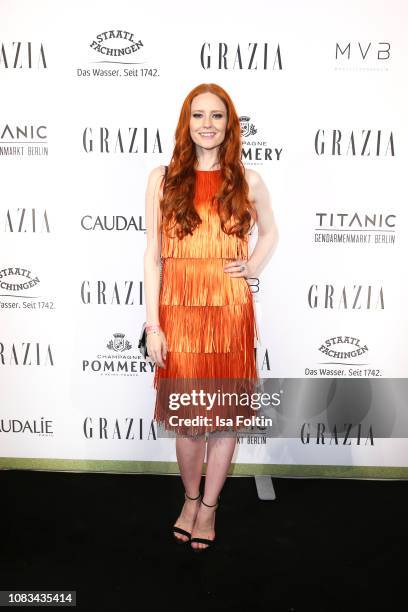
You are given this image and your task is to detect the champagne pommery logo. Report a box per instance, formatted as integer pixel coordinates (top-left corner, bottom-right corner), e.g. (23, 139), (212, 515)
(107, 333), (132, 352)
(239, 116), (257, 138)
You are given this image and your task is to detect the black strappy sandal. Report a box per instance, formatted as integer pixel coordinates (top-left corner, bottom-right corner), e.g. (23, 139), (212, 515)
(190, 496), (220, 552)
(173, 492), (202, 544)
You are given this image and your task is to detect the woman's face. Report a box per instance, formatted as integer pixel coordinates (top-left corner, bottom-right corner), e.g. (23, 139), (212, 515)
(189, 92), (228, 151)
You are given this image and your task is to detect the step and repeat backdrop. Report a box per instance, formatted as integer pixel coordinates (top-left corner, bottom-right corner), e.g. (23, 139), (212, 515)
(1, 0), (408, 478)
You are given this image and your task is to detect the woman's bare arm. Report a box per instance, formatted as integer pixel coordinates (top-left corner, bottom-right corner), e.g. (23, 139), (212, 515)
(143, 165), (166, 326)
(245, 168), (279, 277)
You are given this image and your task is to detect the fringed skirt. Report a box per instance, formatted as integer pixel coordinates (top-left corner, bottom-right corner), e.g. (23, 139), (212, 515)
(153, 256), (259, 437)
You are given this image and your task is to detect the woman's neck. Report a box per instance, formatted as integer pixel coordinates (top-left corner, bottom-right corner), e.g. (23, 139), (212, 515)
(194, 155), (220, 171)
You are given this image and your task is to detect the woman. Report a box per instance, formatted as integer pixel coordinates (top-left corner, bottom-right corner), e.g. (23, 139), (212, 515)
(143, 83), (278, 551)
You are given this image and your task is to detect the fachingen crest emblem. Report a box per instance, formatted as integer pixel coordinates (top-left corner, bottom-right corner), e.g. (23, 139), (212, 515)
(107, 332), (132, 352)
(239, 116), (257, 138)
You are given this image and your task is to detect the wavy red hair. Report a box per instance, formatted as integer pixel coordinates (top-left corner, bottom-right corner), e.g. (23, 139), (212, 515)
(160, 83), (257, 240)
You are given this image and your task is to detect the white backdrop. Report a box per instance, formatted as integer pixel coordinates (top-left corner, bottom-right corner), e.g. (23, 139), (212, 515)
(1, 0), (407, 478)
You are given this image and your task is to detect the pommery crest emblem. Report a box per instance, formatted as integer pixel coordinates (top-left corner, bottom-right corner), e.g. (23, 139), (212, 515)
(107, 333), (132, 352)
(239, 116), (257, 138)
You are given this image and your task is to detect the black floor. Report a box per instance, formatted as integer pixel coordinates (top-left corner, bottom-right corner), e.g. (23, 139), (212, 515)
(0, 470), (405, 611)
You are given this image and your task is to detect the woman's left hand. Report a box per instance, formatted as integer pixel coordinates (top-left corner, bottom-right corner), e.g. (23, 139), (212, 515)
(223, 259), (255, 279)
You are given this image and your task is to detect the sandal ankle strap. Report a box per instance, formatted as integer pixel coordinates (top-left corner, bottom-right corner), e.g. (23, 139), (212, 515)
(185, 492), (201, 501)
(201, 496), (220, 508)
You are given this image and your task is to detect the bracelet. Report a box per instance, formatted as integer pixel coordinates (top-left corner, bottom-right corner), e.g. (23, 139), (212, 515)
(146, 324), (161, 332)
(146, 323), (161, 336)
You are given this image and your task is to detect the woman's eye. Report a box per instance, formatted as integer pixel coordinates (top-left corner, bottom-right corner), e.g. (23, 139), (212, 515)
(192, 113), (223, 119)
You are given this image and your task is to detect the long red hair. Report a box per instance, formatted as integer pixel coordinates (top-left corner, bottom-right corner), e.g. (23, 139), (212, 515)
(161, 83), (257, 240)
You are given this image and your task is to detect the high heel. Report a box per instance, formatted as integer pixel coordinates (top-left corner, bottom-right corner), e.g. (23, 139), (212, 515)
(173, 491), (202, 544)
(190, 496), (220, 552)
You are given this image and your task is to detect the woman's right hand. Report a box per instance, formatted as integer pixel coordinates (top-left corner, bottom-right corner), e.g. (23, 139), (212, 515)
(147, 329), (167, 368)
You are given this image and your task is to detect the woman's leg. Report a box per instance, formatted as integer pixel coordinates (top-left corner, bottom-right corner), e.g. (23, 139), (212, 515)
(173, 434), (207, 542)
(190, 432), (237, 549)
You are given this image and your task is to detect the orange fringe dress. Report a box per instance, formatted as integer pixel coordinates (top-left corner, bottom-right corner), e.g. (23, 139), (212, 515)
(153, 169), (259, 437)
